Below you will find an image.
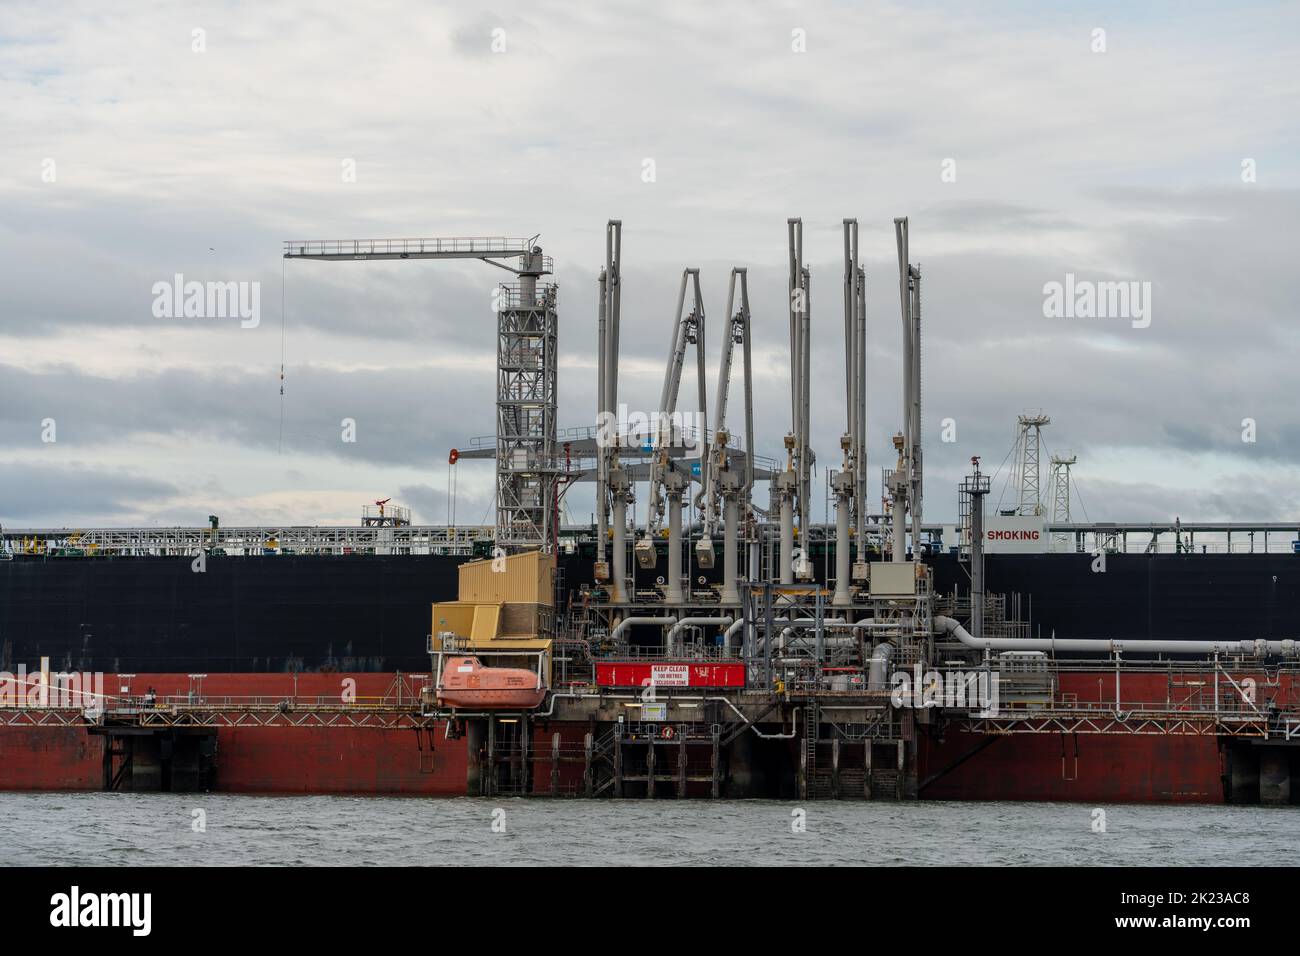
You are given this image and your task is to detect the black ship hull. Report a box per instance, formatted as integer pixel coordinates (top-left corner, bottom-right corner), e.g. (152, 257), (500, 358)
(0, 554), (463, 673)
(926, 552), (1300, 642)
(1, 550), (1296, 673)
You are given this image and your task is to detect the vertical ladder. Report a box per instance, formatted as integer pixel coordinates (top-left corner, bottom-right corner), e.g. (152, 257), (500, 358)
(800, 701), (819, 800)
(553, 565), (566, 627)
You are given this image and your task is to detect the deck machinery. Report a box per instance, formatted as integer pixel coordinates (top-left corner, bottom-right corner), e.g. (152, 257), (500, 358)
(285, 220), (1300, 803)
(523, 216), (1300, 803)
(547, 216), (949, 799)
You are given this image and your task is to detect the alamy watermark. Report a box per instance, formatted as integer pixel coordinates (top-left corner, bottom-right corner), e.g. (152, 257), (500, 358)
(152, 274), (261, 328)
(50, 886), (150, 936)
(0, 662), (105, 717)
(596, 403), (706, 458)
(1042, 273), (1151, 329)
(889, 663), (1000, 715)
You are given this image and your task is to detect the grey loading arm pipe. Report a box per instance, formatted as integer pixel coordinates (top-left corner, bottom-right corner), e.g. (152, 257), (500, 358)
(933, 616), (1299, 657)
(609, 616), (676, 645)
(665, 616), (733, 652)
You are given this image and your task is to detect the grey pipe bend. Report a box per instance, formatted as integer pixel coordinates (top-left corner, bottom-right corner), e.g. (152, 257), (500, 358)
(609, 616), (675, 644)
(725, 618), (747, 653)
(666, 616), (733, 646)
(868, 641), (894, 690)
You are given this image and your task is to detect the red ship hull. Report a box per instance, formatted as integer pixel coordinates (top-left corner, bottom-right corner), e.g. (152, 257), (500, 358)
(917, 731), (1223, 802)
(0, 669), (1287, 802)
(0, 716), (1229, 802)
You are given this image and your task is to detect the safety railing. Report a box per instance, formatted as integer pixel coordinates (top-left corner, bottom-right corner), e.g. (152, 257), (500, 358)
(284, 237), (531, 257)
(496, 282), (557, 309)
(607, 643), (740, 662)
(0, 525), (493, 557)
(112, 690), (433, 713)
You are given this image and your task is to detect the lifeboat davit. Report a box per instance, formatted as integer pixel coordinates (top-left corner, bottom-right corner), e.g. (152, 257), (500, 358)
(436, 656), (546, 710)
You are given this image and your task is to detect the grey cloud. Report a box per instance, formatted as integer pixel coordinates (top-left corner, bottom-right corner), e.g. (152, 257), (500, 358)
(0, 463), (178, 525)
(397, 482), (449, 525)
(0, 362), (495, 468)
(1060, 474), (1300, 526)
(0, 197), (495, 345)
(919, 201), (1083, 234)
(451, 14), (508, 57)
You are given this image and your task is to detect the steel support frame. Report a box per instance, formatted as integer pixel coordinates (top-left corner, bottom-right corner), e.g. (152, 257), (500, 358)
(960, 713), (1270, 737)
(495, 285), (559, 550)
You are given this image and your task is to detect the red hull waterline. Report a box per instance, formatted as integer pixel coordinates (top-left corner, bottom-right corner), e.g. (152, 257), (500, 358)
(0, 670), (1247, 803)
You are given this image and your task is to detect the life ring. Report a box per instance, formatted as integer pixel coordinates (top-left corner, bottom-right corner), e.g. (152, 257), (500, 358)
(661, 725), (675, 740)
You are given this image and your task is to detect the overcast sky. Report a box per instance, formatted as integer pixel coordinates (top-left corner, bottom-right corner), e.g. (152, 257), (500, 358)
(2, 0), (1297, 530)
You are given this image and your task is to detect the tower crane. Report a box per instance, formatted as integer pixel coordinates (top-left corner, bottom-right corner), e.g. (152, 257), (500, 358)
(283, 236), (557, 553)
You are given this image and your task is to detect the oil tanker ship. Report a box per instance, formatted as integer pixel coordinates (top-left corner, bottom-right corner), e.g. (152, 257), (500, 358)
(3, 218), (1297, 804)
(2, 533), (1296, 802)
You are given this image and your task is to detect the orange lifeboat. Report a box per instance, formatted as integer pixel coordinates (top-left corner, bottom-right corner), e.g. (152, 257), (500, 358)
(436, 656), (546, 710)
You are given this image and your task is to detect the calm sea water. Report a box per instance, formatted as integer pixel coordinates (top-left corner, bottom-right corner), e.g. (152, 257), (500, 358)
(0, 793), (1295, 866)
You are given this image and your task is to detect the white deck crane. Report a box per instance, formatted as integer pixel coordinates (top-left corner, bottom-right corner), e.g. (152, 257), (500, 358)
(283, 236), (557, 553)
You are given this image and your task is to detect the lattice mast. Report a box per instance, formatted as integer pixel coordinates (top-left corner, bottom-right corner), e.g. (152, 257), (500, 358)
(283, 237), (557, 552)
(1011, 412), (1051, 517)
